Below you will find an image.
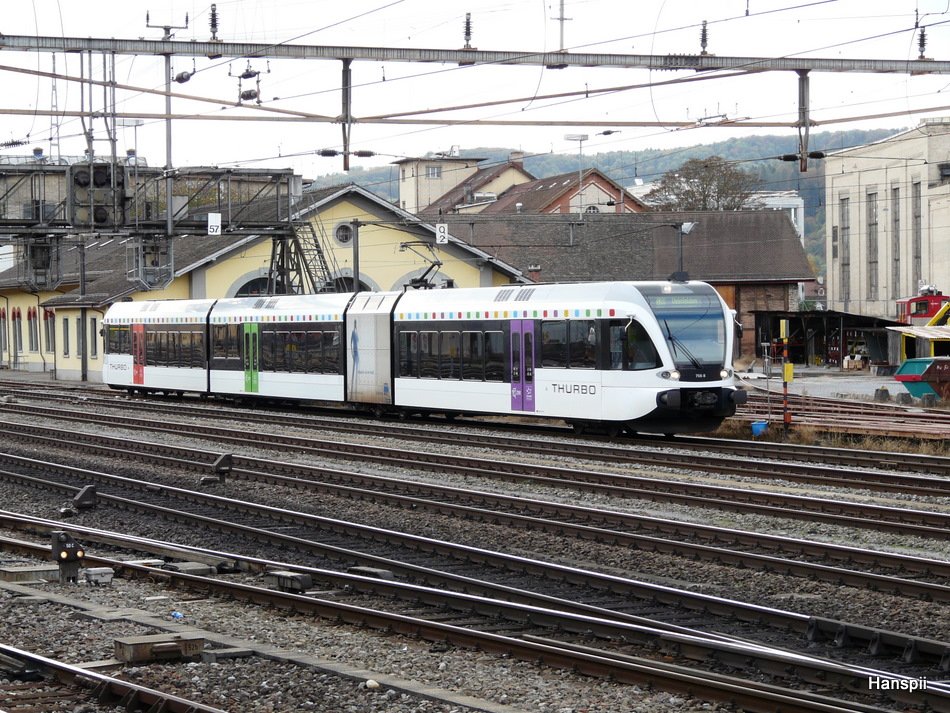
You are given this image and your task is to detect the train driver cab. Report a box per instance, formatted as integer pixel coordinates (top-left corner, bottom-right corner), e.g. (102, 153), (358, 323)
(609, 319), (662, 371)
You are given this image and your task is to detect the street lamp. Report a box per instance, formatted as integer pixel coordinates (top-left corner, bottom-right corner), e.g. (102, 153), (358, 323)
(595, 130), (622, 210)
(564, 133), (588, 215)
(671, 221), (697, 282)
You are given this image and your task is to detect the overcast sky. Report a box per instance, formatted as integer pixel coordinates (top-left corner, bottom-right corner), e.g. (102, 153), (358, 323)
(3, 0), (950, 179)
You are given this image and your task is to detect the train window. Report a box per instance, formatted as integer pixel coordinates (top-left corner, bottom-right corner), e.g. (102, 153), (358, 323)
(212, 324), (241, 365)
(197, 331), (207, 367)
(106, 325), (131, 355)
(608, 323), (624, 370)
(626, 320), (661, 371)
(273, 330), (288, 372)
(511, 333), (521, 382)
(304, 331), (323, 372)
(441, 331), (460, 379)
(155, 331), (166, 366)
(399, 331), (418, 377)
(157, 331), (168, 365)
(419, 331), (439, 378)
(170, 331), (181, 366)
(145, 330), (156, 366)
(569, 320), (597, 369)
(182, 331), (192, 365)
(179, 330), (192, 366)
(461, 331), (483, 380)
(540, 321), (567, 368)
(260, 329), (274, 371)
(191, 330), (203, 365)
(185, 330), (196, 367)
(323, 329), (341, 374)
(524, 333), (534, 382)
(288, 331), (305, 372)
(212, 325), (227, 359)
(485, 331), (504, 381)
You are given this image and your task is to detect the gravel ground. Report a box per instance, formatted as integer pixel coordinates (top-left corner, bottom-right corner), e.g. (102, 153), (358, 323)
(0, 560), (728, 713)
(2, 398), (949, 712)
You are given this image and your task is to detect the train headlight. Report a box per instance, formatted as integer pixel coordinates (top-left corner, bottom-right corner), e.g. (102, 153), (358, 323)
(720, 368), (733, 379)
(660, 369), (680, 381)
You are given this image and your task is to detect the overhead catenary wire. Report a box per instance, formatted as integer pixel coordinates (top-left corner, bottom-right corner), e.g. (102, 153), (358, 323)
(3, 2), (950, 171)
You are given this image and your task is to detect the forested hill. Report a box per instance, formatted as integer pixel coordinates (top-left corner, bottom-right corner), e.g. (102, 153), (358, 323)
(307, 128), (901, 271)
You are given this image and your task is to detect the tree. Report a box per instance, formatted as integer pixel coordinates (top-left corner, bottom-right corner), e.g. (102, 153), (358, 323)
(644, 156), (761, 211)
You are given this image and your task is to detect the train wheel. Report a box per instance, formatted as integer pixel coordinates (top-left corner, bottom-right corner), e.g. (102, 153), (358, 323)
(569, 420), (587, 435)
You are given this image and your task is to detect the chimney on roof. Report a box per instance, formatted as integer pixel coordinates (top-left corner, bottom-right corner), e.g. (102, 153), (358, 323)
(515, 202), (523, 213)
(509, 151), (525, 168)
(527, 264), (541, 282)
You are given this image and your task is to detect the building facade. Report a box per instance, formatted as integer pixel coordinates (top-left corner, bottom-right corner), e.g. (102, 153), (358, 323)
(824, 119), (950, 319)
(0, 183), (525, 382)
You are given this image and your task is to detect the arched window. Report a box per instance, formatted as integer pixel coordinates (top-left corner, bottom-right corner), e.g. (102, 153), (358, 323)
(235, 277), (270, 297)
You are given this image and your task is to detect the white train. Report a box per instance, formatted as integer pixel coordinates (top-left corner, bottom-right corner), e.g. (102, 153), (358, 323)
(102, 281), (747, 434)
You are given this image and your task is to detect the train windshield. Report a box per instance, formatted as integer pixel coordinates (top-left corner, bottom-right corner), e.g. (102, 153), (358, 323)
(639, 284), (726, 367)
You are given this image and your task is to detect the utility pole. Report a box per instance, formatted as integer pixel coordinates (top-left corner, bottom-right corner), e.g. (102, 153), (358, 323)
(146, 11), (188, 241)
(551, 0), (572, 51)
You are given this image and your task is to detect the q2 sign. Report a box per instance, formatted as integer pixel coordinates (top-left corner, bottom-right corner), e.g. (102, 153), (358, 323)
(436, 223), (448, 244)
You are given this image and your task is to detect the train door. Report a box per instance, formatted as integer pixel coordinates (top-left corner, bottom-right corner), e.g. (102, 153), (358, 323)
(510, 320), (535, 412)
(242, 322), (259, 393)
(131, 324), (145, 385)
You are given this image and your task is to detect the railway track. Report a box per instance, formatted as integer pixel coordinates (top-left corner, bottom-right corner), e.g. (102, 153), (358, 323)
(2, 450), (949, 681)
(0, 643), (228, 713)
(2, 378), (949, 448)
(2, 376), (949, 711)
(3, 393), (950, 491)
(3, 402), (949, 539)
(1, 521), (944, 713)
(3, 429), (950, 600)
(735, 389), (950, 440)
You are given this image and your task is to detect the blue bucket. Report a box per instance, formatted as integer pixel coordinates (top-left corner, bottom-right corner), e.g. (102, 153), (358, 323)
(751, 420), (768, 437)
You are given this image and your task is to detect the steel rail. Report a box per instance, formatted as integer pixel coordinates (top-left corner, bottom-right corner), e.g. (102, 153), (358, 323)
(0, 644), (230, 713)
(7, 428), (950, 602)
(0, 531), (937, 713)
(3, 458), (950, 672)
(2, 384), (947, 472)
(4, 403), (949, 537)
(5, 424), (950, 601)
(3, 399), (948, 494)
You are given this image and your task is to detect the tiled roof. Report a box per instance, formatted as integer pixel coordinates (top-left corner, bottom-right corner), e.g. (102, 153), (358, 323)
(435, 210), (814, 284)
(420, 162), (535, 216)
(479, 171), (581, 214)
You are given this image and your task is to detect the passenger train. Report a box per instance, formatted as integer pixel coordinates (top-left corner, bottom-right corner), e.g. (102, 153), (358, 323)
(102, 280), (747, 434)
